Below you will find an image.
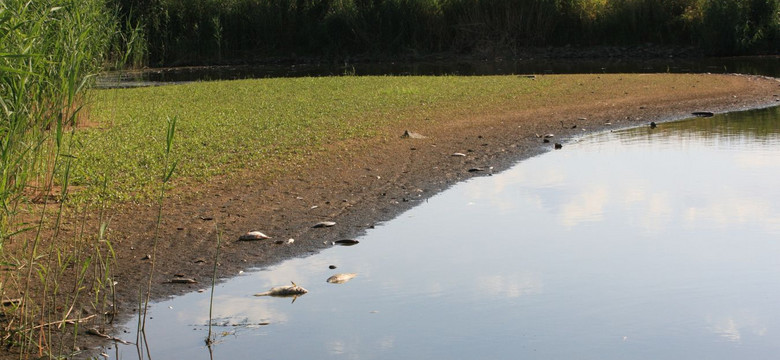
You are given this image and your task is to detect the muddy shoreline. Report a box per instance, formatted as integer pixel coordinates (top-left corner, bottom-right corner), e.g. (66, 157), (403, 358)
(15, 74), (780, 358)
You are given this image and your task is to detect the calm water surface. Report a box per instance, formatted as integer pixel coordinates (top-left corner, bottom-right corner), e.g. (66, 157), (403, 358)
(114, 106), (780, 359)
(97, 56), (779, 87)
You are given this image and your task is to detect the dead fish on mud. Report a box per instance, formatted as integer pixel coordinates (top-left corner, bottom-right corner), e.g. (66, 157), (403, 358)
(327, 273), (357, 284)
(238, 231), (271, 241)
(312, 221), (336, 228)
(254, 282), (308, 298)
(331, 239), (359, 246)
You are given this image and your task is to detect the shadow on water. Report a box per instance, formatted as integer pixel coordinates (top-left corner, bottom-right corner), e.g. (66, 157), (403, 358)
(96, 56), (780, 88)
(108, 102), (780, 358)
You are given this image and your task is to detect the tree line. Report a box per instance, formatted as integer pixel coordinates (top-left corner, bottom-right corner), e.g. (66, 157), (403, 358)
(114, 0), (780, 66)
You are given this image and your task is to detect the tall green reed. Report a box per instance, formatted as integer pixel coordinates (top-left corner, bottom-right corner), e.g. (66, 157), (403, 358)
(138, 115), (177, 357)
(206, 224), (222, 347)
(0, 0), (126, 356)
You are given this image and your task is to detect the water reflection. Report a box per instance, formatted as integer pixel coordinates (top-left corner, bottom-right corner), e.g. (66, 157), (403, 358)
(114, 106), (780, 359)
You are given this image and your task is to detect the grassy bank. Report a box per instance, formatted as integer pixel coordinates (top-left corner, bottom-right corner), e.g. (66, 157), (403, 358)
(75, 73), (740, 203)
(116, 0), (780, 66)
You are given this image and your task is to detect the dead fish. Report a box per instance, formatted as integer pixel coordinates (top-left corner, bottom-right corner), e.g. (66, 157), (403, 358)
(692, 111), (714, 117)
(254, 282), (309, 297)
(333, 239), (359, 246)
(401, 130), (427, 139)
(275, 238), (294, 245)
(327, 273), (357, 284)
(87, 328), (133, 345)
(313, 221), (336, 228)
(238, 231), (271, 241)
(169, 278), (197, 284)
(451, 152), (467, 157)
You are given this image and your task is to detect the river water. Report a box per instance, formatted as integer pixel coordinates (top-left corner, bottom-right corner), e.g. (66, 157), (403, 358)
(108, 97), (780, 358)
(97, 56), (779, 87)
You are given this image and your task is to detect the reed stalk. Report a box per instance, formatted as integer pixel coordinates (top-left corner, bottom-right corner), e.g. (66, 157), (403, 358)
(206, 223), (222, 347)
(138, 115), (178, 355)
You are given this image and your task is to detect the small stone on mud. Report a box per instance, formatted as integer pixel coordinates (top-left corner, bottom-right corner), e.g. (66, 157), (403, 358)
(543, 139), (550, 143)
(141, 254), (151, 260)
(313, 221), (336, 228)
(197, 289), (205, 293)
(329, 265), (337, 269)
(554, 143), (563, 149)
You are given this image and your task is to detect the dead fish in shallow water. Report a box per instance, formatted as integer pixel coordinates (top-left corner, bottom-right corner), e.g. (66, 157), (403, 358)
(327, 273), (357, 284)
(332, 239), (359, 246)
(254, 282), (308, 297)
(238, 231), (271, 241)
(313, 221), (336, 228)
